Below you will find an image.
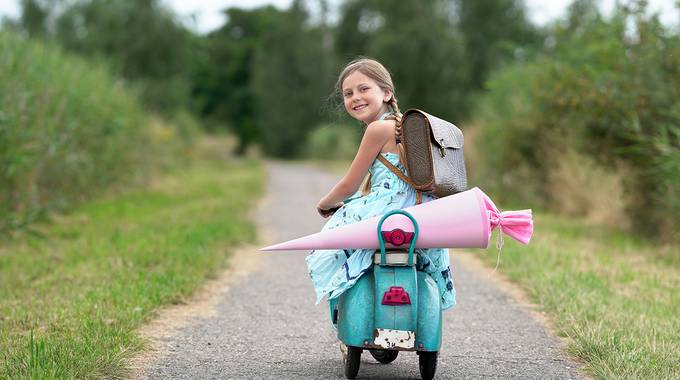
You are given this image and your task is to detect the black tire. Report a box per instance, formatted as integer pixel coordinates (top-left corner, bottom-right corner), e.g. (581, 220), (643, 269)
(344, 346), (362, 379)
(418, 351), (438, 380)
(369, 349), (399, 364)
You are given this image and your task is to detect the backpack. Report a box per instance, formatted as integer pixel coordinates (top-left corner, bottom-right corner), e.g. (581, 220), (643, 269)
(377, 109), (467, 201)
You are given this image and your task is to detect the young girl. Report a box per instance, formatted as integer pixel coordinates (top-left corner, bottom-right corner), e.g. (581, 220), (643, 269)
(306, 58), (455, 323)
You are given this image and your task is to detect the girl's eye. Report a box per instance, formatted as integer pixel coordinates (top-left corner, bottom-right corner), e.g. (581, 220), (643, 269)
(360, 87), (369, 92)
(344, 91), (352, 97)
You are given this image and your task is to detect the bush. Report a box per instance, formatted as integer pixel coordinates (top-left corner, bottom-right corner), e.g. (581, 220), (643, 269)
(305, 123), (362, 160)
(0, 31), (189, 234)
(472, 5), (680, 242)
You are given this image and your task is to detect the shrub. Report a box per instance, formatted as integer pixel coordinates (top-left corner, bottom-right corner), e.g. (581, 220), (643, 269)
(0, 31), (189, 234)
(305, 123), (361, 161)
(472, 5), (680, 242)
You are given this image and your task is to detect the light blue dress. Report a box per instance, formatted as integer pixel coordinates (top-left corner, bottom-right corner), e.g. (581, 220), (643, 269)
(305, 121), (456, 315)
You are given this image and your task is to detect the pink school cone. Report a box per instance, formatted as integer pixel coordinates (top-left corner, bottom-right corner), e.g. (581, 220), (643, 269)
(260, 187), (533, 251)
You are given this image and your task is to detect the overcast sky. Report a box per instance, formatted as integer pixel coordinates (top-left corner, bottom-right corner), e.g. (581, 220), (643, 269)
(0, 0), (677, 34)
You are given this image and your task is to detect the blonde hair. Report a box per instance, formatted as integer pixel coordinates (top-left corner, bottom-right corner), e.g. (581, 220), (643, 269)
(337, 57), (405, 195)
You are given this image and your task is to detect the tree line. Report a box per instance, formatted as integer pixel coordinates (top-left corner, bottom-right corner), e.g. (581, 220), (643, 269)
(6, 0), (540, 157)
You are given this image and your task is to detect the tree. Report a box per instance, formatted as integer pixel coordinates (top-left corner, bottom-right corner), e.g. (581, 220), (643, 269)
(18, 0), (198, 113)
(455, 0), (542, 91)
(192, 6), (283, 153)
(251, 0), (330, 157)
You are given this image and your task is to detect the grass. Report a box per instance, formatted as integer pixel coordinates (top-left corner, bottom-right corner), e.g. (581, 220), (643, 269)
(472, 212), (680, 379)
(0, 157), (263, 379)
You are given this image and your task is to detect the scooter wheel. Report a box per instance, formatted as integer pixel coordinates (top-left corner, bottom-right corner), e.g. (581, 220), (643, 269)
(418, 351), (438, 380)
(344, 346), (362, 379)
(369, 349), (399, 364)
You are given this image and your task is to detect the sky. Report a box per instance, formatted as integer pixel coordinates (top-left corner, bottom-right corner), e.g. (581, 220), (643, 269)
(0, 0), (678, 34)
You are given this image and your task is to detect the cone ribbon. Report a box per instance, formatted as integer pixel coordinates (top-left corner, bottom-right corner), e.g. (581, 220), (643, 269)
(260, 187), (533, 251)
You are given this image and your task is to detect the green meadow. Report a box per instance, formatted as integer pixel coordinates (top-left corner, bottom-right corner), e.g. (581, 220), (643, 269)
(0, 158), (263, 379)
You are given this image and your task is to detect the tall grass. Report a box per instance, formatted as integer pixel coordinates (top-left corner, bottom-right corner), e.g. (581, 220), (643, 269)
(0, 31), (173, 235)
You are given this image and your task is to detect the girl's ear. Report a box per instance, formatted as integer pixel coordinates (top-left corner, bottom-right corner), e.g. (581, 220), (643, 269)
(383, 89), (393, 103)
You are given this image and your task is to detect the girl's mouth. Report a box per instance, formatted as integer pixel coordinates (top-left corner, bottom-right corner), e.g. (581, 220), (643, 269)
(353, 104), (368, 111)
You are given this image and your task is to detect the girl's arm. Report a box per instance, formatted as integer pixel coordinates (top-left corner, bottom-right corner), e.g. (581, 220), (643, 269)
(317, 120), (392, 214)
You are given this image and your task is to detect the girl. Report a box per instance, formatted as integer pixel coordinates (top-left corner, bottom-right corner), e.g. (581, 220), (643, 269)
(306, 58), (455, 323)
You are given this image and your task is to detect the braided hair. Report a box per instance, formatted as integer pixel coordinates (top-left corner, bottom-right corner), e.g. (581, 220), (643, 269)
(386, 96), (406, 167)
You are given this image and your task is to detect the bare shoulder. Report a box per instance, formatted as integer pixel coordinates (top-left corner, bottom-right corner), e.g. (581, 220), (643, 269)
(364, 119), (396, 138)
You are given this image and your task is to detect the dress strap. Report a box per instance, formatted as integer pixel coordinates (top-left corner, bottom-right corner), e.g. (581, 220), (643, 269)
(378, 106), (394, 121)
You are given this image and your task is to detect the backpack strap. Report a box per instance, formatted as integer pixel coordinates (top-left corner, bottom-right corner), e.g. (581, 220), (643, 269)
(376, 154), (423, 204)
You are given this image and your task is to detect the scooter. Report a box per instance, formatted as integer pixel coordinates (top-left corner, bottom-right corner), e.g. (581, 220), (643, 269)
(335, 209), (441, 380)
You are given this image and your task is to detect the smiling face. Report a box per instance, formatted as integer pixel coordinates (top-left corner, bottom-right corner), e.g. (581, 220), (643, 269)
(341, 70), (392, 124)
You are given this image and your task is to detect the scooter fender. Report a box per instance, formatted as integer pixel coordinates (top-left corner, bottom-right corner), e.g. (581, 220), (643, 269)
(337, 271), (375, 347)
(416, 271), (442, 351)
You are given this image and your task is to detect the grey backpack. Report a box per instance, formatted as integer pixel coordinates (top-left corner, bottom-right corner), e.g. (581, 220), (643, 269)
(377, 109), (467, 199)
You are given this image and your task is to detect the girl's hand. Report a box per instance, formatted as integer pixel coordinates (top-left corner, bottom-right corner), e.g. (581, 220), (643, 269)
(317, 201), (344, 218)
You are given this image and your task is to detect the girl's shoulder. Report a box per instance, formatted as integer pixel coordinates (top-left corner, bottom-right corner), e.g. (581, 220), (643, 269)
(365, 119), (396, 136)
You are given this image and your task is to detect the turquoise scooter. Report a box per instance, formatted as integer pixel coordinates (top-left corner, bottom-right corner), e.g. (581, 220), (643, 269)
(336, 210), (441, 379)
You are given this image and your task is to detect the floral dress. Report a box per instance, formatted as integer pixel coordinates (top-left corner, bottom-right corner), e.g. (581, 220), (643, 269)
(305, 151), (456, 317)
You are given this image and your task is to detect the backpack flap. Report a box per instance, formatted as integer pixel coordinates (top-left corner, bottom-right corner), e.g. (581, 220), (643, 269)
(426, 113), (464, 152)
(422, 112), (468, 197)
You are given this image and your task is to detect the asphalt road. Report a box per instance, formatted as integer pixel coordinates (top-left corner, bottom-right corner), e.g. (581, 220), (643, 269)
(139, 161), (585, 379)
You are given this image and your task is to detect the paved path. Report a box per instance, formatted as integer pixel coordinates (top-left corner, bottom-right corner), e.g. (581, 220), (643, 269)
(139, 162), (584, 379)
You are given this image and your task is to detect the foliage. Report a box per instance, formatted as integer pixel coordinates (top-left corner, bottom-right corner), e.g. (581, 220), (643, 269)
(16, 0), (199, 114)
(0, 156), (263, 379)
(191, 2), (333, 157)
(0, 31), (189, 236)
(473, 1), (680, 242)
(250, 1), (332, 158)
(305, 123), (362, 160)
(189, 0), (539, 157)
(335, 0), (540, 121)
(456, 0), (543, 91)
(193, 6), (284, 153)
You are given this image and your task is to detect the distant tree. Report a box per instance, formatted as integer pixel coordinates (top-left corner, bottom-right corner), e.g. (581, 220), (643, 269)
(251, 0), (330, 157)
(17, 0), (198, 113)
(19, 0), (50, 37)
(455, 0), (542, 91)
(192, 6), (284, 153)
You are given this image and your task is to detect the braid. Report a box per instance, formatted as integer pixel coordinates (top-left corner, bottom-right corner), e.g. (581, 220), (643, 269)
(386, 97), (408, 167)
(387, 97), (403, 140)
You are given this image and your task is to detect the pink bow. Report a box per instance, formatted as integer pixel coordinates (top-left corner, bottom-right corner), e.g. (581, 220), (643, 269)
(483, 195), (533, 245)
